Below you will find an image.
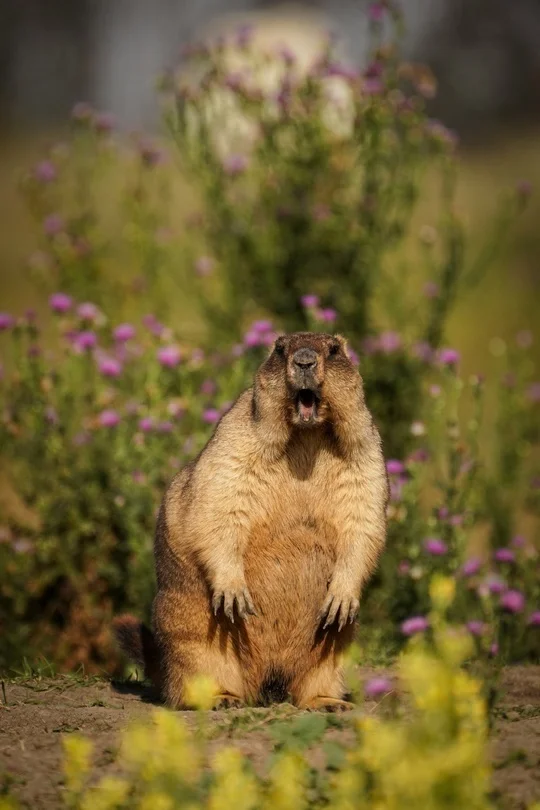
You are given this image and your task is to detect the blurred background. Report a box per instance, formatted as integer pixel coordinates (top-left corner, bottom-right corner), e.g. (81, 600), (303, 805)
(1, 0), (539, 676)
(1, 0), (540, 371)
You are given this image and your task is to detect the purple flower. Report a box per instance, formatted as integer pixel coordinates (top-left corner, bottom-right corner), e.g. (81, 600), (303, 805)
(511, 535), (526, 548)
(167, 402), (185, 419)
(252, 320), (273, 334)
(244, 330), (262, 348)
(49, 293), (73, 313)
(528, 611), (540, 627)
(222, 154), (248, 176)
(94, 111), (116, 133)
(318, 308), (337, 324)
(489, 643), (499, 657)
(347, 348), (360, 366)
(438, 348), (460, 366)
(43, 214), (65, 236)
(157, 346), (181, 368)
(0, 313), (14, 330)
(157, 421), (174, 433)
(195, 256), (214, 276)
(484, 575), (507, 595)
(45, 407), (59, 425)
(401, 616), (429, 636)
(527, 383), (540, 403)
(138, 417), (154, 432)
(386, 459), (404, 475)
(365, 677), (392, 698)
(138, 138), (165, 168)
(34, 161), (57, 183)
(301, 294), (319, 309)
(132, 470), (146, 485)
(423, 538), (447, 556)
(398, 560), (411, 575)
(142, 314), (164, 337)
(500, 590), (525, 614)
(379, 331), (402, 353)
(460, 557), (482, 577)
(72, 102), (94, 122)
(74, 330), (97, 350)
(113, 323), (136, 342)
(368, 2), (385, 22)
(494, 548), (515, 564)
(77, 302), (100, 322)
(200, 379), (217, 396)
(412, 342), (434, 362)
(202, 408), (220, 424)
(98, 357), (122, 378)
(99, 409), (120, 428)
(466, 620), (485, 637)
(363, 78), (384, 95)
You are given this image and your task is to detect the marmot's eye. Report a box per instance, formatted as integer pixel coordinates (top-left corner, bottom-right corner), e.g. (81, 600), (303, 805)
(329, 343), (340, 356)
(274, 343), (285, 357)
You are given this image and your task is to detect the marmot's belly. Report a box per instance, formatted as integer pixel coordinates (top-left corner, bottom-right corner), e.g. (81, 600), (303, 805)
(243, 525), (335, 647)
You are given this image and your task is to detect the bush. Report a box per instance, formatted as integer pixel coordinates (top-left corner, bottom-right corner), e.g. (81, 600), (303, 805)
(0, 9), (538, 673)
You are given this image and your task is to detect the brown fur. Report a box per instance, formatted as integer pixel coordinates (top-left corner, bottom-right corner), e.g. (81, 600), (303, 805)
(112, 332), (389, 710)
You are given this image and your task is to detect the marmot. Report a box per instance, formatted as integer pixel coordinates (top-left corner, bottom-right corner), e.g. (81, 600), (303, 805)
(113, 331), (388, 711)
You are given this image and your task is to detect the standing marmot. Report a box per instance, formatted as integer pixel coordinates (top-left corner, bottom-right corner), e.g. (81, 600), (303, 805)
(113, 331), (388, 711)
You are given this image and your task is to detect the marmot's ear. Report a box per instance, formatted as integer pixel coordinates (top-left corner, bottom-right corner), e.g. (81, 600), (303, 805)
(334, 333), (348, 351)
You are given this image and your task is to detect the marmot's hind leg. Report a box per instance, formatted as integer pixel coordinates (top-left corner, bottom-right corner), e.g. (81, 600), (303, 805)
(289, 635), (354, 711)
(158, 635), (246, 710)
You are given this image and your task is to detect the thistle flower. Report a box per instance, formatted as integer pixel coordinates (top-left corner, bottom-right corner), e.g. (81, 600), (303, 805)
(200, 379), (217, 396)
(401, 616), (429, 636)
(74, 330), (97, 350)
(318, 308), (337, 324)
(466, 620), (485, 637)
(222, 154), (248, 176)
(484, 575), (507, 595)
(460, 557), (482, 577)
(423, 538), (447, 556)
(386, 459), (404, 475)
(379, 331), (402, 353)
(368, 2), (385, 22)
(34, 161), (57, 183)
(202, 408), (220, 424)
(438, 348), (460, 365)
(527, 383), (540, 403)
(157, 346), (181, 368)
(49, 293), (73, 313)
(157, 421), (174, 433)
(43, 214), (65, 236)
(494, 548), (515, 564)
(500, 589), (525, 613)
(365, 677), (392, 698)
(511, 535), (526, 548)
(301, 294), (319, 308)
(0, 313), (14, 330)
(528, 611), (540, 626)
(113, 323), (136, 342)
(77, 302), (100, 322)
(99, 409), (120, 428)
(98, 357), (122, 378)
(138, 417), (154, 432)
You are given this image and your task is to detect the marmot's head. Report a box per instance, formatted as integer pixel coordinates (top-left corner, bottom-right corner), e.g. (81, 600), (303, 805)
(255, 331), (361, 429)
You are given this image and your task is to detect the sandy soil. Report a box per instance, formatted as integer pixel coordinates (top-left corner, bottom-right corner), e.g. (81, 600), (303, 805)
(0, 666), (539, 809)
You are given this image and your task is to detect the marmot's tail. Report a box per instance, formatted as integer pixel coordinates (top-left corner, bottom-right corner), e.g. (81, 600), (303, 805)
(111, 614), (158, 676)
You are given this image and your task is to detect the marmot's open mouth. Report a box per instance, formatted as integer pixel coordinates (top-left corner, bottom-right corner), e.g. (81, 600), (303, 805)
(296, 389), (318, 423)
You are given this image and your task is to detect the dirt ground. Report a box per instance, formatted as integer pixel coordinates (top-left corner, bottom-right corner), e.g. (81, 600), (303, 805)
(1, 666), (539, 809)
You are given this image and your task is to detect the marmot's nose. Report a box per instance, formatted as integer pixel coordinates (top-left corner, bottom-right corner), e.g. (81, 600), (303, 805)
(293, 348), (318, 369)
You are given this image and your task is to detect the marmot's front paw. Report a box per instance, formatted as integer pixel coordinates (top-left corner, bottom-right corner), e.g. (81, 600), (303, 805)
(319, 586), (359, 632)
(212, 583), (257, 623)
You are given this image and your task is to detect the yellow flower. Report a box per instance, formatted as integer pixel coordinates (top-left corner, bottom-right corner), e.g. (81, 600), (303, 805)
(429, 574), (456, 612)
(121, 709), (200, 783)
(138, 792), (175, 810)
(208, 748), (259, 810)
(184, 673), (219, 711)
(62, 734), (93, 793)
(80, 777), (129, 810)
(264, 751), (307, 810)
